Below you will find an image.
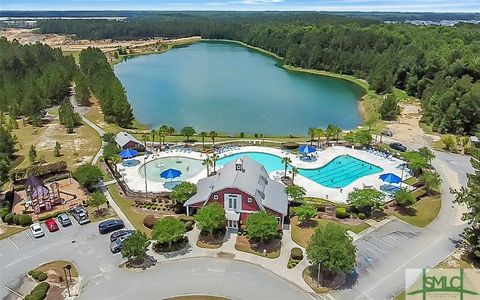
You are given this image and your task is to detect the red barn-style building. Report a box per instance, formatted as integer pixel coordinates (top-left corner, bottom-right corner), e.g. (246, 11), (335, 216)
(184, 156), (288, 228)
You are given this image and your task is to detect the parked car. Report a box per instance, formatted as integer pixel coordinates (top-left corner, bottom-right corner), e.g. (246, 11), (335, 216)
(98, 219), (125, 235)
(57, 213), (72, 227)
(110, 229), (135, 242)
(70, 206), (90, 225)
(30, 223), (45, 238)
(44, 218), (59, 232)
(381, 130), (393, 137)
(110, 232), (133, 253)
(389, 142), (407, 152)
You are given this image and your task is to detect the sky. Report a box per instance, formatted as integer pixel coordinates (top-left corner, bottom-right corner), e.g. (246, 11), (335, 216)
(1, 0), (479, 12)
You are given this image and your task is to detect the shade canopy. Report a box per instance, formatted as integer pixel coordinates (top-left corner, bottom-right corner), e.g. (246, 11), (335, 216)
(160, 168), (182, 180)
(118, 148), (138, 159)
(379, 173), (402, 184)
(298, 144), (316, 154)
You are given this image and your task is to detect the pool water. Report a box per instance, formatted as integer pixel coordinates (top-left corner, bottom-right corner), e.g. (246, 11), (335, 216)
(217, 152), (382, 188)
(299, 155), (383, 188)
(139, 157), (204, 182)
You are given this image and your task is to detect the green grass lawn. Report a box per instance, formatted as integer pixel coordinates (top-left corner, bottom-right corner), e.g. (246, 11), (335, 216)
(387, 195), (441, 227)
(107, 185), (151, 236)
(403, 176), (420, 186)
(291, 217), (370, 248)
(0, 226), (27, 240)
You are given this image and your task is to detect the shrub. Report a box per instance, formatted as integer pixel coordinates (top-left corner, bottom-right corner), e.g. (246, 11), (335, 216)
(36, 272), (48, 282)
(11, 161), (67, 182)
(335, 207), (347, 219)
(143, 214), (157, 229)
(52, 210), (65, 218)
(25, 282), (50, 300)
(0, 208), (9, 221)
(18, 215), (33, 226)
(185, 220), (194, 231)
(38, 214), (52, 222)
(4, 213), (14, 224)
(358, 213), (366, 220)
(290, 247), (304, 260)
(13, 214), (20, 225)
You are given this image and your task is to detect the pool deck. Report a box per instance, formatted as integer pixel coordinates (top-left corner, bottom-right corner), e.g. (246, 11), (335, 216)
(118, 145), (409, 203)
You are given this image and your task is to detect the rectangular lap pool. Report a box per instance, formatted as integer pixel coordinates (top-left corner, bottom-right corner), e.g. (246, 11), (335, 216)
(217, 152), (383, 188)
(299, 155), (383, 188)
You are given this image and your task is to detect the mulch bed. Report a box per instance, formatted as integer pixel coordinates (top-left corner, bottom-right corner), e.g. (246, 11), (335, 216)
(236, 235), (281, 254)
(152, 237), (189, 253)
(197, 229), (225, 249)
(303, 265), (347, 293)
(121, 255), (157, 271)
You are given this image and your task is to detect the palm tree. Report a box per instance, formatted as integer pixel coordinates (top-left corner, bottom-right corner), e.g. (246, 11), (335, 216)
(142, 133), (148, 152)
(200, 131), (207, 149)
(308, 127), (316, 146)
(419, 171), (442, 195)
(150, 129), (156, 152)
(209, 131), (218, 147)
(332, 125), (342, 141)
(211, 153), (219, 173)
(111, 154), (122, 177)
(203, 156), (213, 176)
(159, 124), (170, 147)
(291, 166), (299, 182)
(315, 128), (325, 148)
(326, 124), (335, 146)
(281, 156), (292, 178)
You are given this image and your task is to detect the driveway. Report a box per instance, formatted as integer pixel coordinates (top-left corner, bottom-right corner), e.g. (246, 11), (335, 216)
(0, 222), (312, 300)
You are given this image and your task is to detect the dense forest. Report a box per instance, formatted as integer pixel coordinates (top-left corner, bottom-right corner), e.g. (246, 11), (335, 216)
(79, 47), (134, 127)
(0, 38), (76, 125)
(38, 13), (480, 134)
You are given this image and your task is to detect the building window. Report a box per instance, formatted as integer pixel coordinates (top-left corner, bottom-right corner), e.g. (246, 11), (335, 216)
(236, 164), (242, 171)
(213, 194), (218, 200)
(247, 197), (253, 203)
(276, 217), (281, 225)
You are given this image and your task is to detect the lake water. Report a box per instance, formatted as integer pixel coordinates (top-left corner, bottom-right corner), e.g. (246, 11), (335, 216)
(114, 41), (364, 135)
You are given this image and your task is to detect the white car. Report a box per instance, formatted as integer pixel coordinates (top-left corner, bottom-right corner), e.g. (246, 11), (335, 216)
(30, 223), (45, 238)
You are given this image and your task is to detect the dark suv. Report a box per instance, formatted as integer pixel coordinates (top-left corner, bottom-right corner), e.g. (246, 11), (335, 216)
(98, 219), (125, 235)
(389, 142), (407, 152)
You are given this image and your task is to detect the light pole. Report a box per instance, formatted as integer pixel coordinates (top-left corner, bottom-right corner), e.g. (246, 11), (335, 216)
(63, 264), (72, 297)
(262, 115), (266, 144)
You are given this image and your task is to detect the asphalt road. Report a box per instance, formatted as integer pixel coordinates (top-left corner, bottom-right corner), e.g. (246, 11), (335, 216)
(0, 220), (312, 300)
(331, 138), (473, 300)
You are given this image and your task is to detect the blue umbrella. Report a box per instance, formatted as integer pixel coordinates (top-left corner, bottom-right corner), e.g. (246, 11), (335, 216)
(379, 173), (402, 184)
(118, 148), (138, 159)
(160, 168), (182, 181)
(298, 144), (316, 154)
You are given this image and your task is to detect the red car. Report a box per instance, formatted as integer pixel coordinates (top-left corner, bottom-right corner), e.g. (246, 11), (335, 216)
(44, 218), (59, 232)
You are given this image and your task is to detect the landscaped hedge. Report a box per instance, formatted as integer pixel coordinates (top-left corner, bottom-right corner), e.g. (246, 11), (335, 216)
(24, 282), (50, 300)
(4, 213), (14, 224)
(358, 213), (366, 220)
(52, 210), (66, 218)
(18, 215), (33, 226)
(290, 247), (304, 260)
(28, 270), (48, 282)
(11, 161), (68, 182)
(335, 207), (347, 219)
(38, 214), (53, 222)
(0, 208), (9, 221)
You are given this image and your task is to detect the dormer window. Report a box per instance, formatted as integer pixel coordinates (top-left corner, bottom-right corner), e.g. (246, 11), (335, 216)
(236, 164), (242, 171)
(235, 158), (243, 171)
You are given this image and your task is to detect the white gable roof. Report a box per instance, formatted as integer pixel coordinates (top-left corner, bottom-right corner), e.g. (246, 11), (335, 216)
(115, 131), (141, 148)
(184, 156), (288, 216)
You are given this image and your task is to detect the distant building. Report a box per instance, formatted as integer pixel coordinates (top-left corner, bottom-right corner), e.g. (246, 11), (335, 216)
(184, 156), (288, 229)
(115, 131), (144, 150)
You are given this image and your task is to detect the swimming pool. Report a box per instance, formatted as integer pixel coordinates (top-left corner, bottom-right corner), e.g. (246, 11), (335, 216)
(139, 157), (204, 182)
(299, 155), (383, 188)
(216, 152), (382, 188)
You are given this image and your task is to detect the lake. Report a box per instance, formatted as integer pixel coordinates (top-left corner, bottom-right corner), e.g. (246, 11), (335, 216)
(114, 41), (364, 135)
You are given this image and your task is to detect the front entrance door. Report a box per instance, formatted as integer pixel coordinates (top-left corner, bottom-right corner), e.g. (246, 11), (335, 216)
(227, 220), (238, 229)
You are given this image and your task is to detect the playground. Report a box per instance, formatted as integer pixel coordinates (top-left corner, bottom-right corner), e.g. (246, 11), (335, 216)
(12, 178), (88, 220)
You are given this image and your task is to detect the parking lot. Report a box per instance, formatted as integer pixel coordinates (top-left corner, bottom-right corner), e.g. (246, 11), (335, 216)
(355, 222), (421, 274)
(0, 219), (123, 299)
